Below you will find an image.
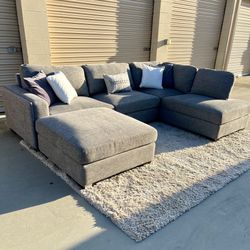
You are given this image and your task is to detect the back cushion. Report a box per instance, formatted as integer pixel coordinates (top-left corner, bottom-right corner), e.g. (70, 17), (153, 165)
(191, 68), (235, 99)
(83, 63), (133, 96)
(129, 61), (175, 89)
(20, 64), (89, 96)
(173, 64), (197, 93)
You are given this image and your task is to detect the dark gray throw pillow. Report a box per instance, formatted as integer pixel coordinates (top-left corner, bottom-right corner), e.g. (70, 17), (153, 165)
(23, 71), (58, 106)
(191, 68), (235, 99)
(16, 73), (22, 87)
(161, 63), (174, 89)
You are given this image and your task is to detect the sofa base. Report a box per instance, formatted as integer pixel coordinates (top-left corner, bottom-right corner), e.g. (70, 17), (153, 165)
(160, 109), (249, 140)
(38, 134), (155, 187)
(127, 108), (159, 123)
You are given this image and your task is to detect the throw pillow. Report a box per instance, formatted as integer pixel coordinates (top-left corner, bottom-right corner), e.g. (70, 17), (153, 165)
(103, 72), (132, 94)
(23, 71), (58, 106)
(140, 64), (164, 89)
(162, 63), (174, 88)
(46, 71), (78, 104)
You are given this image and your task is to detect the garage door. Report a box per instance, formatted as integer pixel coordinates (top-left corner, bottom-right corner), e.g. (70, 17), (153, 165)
(167, 0), (226, 68)
(227, 0), (250, 75)
(46, 0), (153, 65)
(0, 0), (23, 112)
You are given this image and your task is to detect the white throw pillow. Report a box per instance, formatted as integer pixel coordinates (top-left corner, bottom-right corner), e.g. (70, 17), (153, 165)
(140, 64), (164, 89)
(46, 71), (77, 104)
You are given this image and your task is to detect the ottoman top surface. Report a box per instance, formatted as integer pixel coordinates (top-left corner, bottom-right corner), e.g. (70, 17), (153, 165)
(36, 108), (157, 165)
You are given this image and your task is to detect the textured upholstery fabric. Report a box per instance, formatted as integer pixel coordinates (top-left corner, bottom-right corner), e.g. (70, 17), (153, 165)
(83, 63), (133, 95)
(49, 96), (113, 115)
(160, 109), (249, 140)
(36, 108), (157, 165)
(140, 88), (183, 98)
(191, 68), (235, 99)
(103, 72), (132, 94)
(161, 63), (175, 89)
(38, 135), (155, 186)
(93, 90), (160, 114)
(129, 61), (174, 89)
(20, 64), (89, 96)
(24, 71), (58, 106)
(127, 108), (159, 123)
(16, 73), (22, 87)
(173, 64), (197, 93)
(161, 94), (250, 125)
(2, 85), (49, 148)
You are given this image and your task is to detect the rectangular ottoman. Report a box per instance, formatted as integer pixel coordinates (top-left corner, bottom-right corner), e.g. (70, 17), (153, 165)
(36, 108), (157, 187)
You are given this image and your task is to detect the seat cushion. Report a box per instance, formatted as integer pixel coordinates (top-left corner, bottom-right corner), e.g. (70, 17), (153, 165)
(173, 64), (197, 93)
(20, 64), (89, 96)
(93, 90), (160, 114)
(140, 88), (183, 98)
(191, 68), (235, 99)
(49, 96), (113, 115)
(83, 63), (133, 95)
(161, 94), (250, 125)
(129, 61), (174, 89)
(36, 108), (157, 164)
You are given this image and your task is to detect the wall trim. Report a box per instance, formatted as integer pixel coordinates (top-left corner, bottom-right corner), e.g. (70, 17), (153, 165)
(215, 0), (242, 70)
(16, 0), (51, 65)
(150, 0), (172, 62)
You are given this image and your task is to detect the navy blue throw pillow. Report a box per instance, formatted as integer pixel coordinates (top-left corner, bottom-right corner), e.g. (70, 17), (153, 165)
(162, 63), (174, 89)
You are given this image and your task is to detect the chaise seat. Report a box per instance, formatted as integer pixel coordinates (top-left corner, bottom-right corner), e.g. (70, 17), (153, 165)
(93, 90), (160, 114)
(49, 96), (113, 115)
(160, 94), (250, 139)
(161, 94), (250, 125)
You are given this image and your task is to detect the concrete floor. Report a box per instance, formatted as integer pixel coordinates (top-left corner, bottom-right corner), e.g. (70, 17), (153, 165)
(0, 79), (250, 250)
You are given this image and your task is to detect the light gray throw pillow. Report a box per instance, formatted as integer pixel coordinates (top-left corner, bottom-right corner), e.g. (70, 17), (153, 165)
(103, 72), (132, 94)
(140, 64), (164, 89)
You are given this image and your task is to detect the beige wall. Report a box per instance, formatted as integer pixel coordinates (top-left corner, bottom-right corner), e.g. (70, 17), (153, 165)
(16, 0), (51, 65)
(15, 0), (249, 74)
(46, 0), (153, 65)
(0, 0), (23, 112)
(151, 0), (227, 68)
(227, 0), (250, 75)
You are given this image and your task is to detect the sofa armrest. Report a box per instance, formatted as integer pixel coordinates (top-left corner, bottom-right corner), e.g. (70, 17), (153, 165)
(2, 85), (49, 148)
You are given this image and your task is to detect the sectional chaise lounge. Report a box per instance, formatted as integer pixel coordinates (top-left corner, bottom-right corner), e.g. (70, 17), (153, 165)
(3, 62), (250, 187)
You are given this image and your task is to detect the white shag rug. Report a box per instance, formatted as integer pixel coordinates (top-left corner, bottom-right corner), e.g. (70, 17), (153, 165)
(21, 123), (250, 242)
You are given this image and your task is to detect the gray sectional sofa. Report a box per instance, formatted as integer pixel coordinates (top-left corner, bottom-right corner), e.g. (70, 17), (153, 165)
(3, 62), (250, 187)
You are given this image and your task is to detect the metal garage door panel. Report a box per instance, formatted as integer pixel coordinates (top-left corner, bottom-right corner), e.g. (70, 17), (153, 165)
(0, 0), (23, 112)
(227, 0), (250, 75)
(167, 0), (226, 68)
(47, 0), (154, 65)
